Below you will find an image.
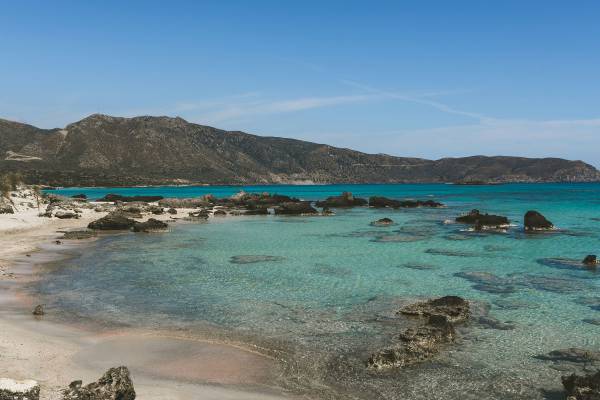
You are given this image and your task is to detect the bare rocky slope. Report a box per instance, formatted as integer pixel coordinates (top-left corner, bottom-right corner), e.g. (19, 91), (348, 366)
(1, 114), (598, 186)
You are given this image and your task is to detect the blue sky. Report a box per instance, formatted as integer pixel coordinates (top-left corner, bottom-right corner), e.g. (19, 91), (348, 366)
(1, 1), (600, 165)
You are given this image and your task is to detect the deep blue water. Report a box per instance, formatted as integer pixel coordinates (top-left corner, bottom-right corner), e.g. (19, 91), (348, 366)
(41, 183), (600, 399)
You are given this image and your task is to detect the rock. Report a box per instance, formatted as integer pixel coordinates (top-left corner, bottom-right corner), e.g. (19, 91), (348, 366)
(371, 217), (394, 226)
(0, 199), (14, 214)
(369, 197), (443, 208)
(367, 315), (456, 370)
(477, 316), (516, 330)
(71, 194), (87, 200)
(0, 378), (40, 400)
(132, 218), (168, 233)
(583, 255), (598, 266)
(315, 192), (367, 208)
(583, 319), (600, 326)
(230, 255), (285, 264)
(146, 205), (164, 215)
(187, 210), (209, 219)
(243, 207), (269, 215)
(537, 348), (600, 364)
(88, 214), (136, 230)
(399, 296), (470, 323)
(562, 370), (600, 400)
(62, 366), (135, 400)
(167, 208), (177, 215)
(274, 201), (318, 215)
(213, 209), (227, 216)
(32, 305), (44, 316)
(524, 210), (554, 231)
(96, 194), (163, 203)
(158, 198), (211, 208)
(321, 207), (335, 216)
(61, 230), (97, 240)
(55, 210), (79, 219)
(455, 209), (509, 230)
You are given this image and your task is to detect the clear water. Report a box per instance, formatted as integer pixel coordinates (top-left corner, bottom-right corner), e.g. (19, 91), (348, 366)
(40, 184), (600, 399)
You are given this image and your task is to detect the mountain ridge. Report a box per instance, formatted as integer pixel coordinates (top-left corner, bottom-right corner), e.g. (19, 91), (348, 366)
(1, 114), (598, 186)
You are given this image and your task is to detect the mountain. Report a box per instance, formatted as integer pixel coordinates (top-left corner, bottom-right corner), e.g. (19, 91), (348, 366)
(1, 114), (598, 186)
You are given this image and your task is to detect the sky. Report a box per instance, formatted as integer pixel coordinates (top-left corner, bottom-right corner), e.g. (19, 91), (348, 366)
(1, 1), (600, 166)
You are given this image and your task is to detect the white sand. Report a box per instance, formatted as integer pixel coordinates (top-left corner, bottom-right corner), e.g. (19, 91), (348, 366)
(0, 191), (293, 400)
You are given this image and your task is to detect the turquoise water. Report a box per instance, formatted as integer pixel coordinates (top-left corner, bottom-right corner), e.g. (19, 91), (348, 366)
(41, 184), (600, 399)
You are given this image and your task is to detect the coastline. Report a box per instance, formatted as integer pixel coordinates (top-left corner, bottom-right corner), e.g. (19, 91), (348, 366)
(0, 207), (295, 400)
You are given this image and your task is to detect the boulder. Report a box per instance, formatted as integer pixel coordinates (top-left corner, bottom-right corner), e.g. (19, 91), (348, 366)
(0, 378), (40, 400)
(187, 210), (209, 219)
(146, 205), (164, 215)
(274, 201), (318, 215)
(367, 315), (456, 370)
(55, 210), (79, 219)
(562, 370), (600, 400)
(371, 217), (394, 226)
(132, 218), (168, 233)
(583, 255), (598, 266)
(399, 295), (470, 323)
(213, 209), (227, 216)
(524, 210), (554, 231)
(455, 209), (509, 230)
(88, 214), (136, 230)
(62, 366), (135, 400)
(315, 192), (367, 208)
(167, 208), (177, 215)
(0, 199), (14, 214)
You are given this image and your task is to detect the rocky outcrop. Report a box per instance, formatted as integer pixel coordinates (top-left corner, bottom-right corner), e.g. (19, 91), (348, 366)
(369, 196), (443, 208)
(0, 199), (14, 214)
(0, 378), (40, 400)
(371, 217), (394, 226)
(562, 370), (600, 400)
(399, 295), (470, 323)
(274, 201), (318, 215)
(132, 218), (168, 232)
(71, 193), (87, 199)
(88, 213), (136, 230)
(62, 366), (135, 400)
(583, 255), (598, 266)
(158, 198), (210, 208)
(55, 210), (79, 219)
(367, 315), (457, 370)
(455, 209), (509, 230)
(315, 192), (367, 208)
(524, 210), (554, 231)
(96, 194), (163, 203)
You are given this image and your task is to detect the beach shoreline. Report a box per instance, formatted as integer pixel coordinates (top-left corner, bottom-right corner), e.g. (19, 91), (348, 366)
(0, 202), (295, 400)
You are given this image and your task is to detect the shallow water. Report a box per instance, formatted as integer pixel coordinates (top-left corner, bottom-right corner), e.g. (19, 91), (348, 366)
(40, 183), (600, 399)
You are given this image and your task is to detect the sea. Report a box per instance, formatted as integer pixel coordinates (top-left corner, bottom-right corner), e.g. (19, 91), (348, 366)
(39, 183), (600, 399)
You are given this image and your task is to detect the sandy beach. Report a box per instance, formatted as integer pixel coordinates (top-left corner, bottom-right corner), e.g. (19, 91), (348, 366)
(0, 193), (294, 400)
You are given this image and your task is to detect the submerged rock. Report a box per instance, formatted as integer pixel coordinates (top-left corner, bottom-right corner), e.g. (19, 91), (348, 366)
(62, 366), (135, 400)
(61, 230), (97, 240)
(367, 315), (456, 370)
(399, 295), (470, 324)
(537, 348), (600, 364)
(230, 255), (285, 264)
(274, 201), (318, 215)
(88, 213), (136, 230)
(562, 370), (600, 400)
(315, 192), (367, 208)
(371, 217), (394, 226)
(0, 378), (40, 400)
(524, 210), (554, 231)
(477, 316), (516, 330)
(132, 218), (168, 233)
(455, 209), (509, 230)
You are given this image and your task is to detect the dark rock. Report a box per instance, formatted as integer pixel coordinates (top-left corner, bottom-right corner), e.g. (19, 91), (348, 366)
(274, 201), (318, 215)
(371, 217), (394, 226)
(477, 316), (516, 330)
(88, 214), (136, 230)
(187, 210), (209, 219)
(537, 348), (600, 364)
(158, 198), (211, 208)
(583, 255), (598, 266)
(132, 218), (168, 233)
(368, 196), (443, 208)
(230, 255), (285, 264)
(167, 208), (177, 215)
(97, 194), (163, 203)
(524, 210), (554, 231)
(399, 296), (470, 323)
(55, 210), (79, 219)
(70, 194), (87, 199)
(562, 370), (600, 400)
(213, 209), (227, 216)
(0, 203), (14, 214)
(455, 209), (509, 229)
(367, 315), (456, 370)
(146, 205), (164, 215)
(315, 192), (367, 208)
(321, 207), (335, 216)
(583, 319), (600, 326)
(243, 207), (269, 215)
(62, 366), (135, 400)
(32, 304), (44, 316)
